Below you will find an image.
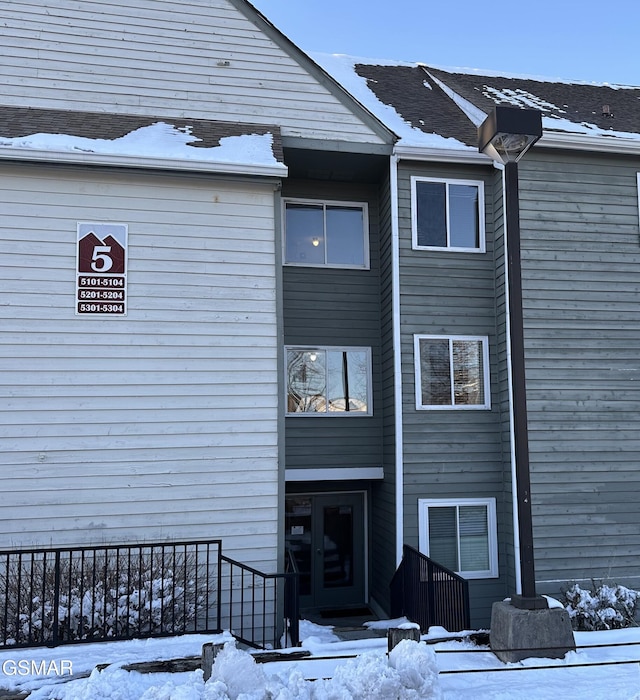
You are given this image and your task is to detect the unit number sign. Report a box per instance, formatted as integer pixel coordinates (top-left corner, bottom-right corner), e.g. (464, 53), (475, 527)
(76, 223), (128, 316)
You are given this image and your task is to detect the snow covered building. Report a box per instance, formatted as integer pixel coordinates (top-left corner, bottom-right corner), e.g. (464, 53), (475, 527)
(0, 0), (394, 624)
(318, 56), (640, 623)
(3, 0), (640, 634)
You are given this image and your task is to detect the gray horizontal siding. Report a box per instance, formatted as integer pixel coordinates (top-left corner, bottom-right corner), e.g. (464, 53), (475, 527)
(518, 150), (640, 588)
(0, 162), (279, 565)
(397, 161), (509, 623)
(282, 180), (384, 475)
(397, 162), (504, 494)
(1, 0), (386, 144)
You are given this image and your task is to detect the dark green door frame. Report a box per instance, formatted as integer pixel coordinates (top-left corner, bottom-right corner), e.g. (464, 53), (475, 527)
(285, 491), (366, 610)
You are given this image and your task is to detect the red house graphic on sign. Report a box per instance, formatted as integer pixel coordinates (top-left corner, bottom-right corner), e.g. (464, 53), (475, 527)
(78, 232), (126, 274)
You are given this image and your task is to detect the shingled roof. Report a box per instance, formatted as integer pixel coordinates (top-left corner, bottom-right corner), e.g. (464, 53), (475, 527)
(0, 105), (284, 163)
(424, 66), (640, 138)
(354, 64), (478, 146)
(334, 59), (640, 150)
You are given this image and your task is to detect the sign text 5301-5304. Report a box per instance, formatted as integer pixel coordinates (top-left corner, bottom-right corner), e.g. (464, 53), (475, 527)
(76, 223), (128, 316)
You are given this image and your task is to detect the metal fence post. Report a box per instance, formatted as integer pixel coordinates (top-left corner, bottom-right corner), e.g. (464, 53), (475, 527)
(217, 544), (223, 634)
(52, 550), (61, 646)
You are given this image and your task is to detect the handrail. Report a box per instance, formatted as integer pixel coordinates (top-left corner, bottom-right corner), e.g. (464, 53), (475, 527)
(220, 553), (299, 649)
(390, 544), (470, 632)
(284, 548), (300, 647)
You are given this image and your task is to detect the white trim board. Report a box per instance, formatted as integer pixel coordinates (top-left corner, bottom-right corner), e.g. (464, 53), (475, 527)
(285, 467), (384, 482)
(0, 148), (288, 178)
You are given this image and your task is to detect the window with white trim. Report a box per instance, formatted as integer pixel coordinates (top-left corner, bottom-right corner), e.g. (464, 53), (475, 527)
(411, 177), (485, 252)
(414, 335), (490, 409)
(418, 498), (498, 578)
(283, 199), (369, 268)
(286, 346), (372, 415)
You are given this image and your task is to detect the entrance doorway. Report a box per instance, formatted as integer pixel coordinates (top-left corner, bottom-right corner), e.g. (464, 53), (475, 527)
(285, 492), (366, 610)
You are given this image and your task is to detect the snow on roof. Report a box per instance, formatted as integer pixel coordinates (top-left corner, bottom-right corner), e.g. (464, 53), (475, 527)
(312, 53), (640, 150)
(311, 52), (475, 151)
(424, 65), (640, 145)
(0, 122), (283, 167)
(481, 86), (562, 113)
(0, 123), (285, 170)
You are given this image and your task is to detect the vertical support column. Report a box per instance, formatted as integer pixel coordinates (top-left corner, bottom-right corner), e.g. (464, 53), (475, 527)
(504, 161), (537, 604)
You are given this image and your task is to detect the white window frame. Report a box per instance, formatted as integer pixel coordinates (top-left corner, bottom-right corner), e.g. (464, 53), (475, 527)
(418, 497), (499, 579)
(285, 345), (373, 417)
(411, 176), (486, 253)
(282, 198), (370, 269)
(414, 334), (491, 410)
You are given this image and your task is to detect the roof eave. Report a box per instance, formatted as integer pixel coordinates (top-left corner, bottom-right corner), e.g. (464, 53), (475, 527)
(393, 133), (640, 164)
(0, 148), (288, 177)
(539, 131), (640, 155)
(393, 143), (489, 165)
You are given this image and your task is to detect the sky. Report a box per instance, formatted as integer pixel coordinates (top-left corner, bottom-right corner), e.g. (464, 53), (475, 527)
(4, 619), (640, 699)
(250, 0), (639, 86)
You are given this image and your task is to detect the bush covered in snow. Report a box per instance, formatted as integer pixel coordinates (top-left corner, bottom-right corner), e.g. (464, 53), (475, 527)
(0, 549), (202, 645)
(562, 581), (639, 631)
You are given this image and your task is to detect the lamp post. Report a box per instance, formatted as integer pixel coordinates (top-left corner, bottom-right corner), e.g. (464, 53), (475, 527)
(478, 108), (575, 662)
(478, 106), (544, 609)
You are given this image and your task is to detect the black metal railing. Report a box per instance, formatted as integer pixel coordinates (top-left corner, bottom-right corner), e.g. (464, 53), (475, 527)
(0, 540), (299, 651)
(220, 554), (299, 649)
(390, 544), (470, 633)
(284, 548), (300, 647)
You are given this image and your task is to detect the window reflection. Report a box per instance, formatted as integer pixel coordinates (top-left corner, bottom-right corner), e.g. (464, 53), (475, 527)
(287, 348), (370, 414)
(417, 336), (489, 409)
(413, 179), (483, 251)
(284, 202), (367, 267)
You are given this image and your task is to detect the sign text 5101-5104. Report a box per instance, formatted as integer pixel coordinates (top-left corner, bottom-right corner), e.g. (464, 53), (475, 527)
(76, 223), (128, 316)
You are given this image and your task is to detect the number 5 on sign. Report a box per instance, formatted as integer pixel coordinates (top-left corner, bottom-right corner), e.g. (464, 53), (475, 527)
(76, 223), (127, 275)
(76, 222), (128, 316)
(91, 245), (113, 272)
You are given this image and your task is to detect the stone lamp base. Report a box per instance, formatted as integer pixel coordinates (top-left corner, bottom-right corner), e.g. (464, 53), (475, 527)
(490, 600), (576, 663)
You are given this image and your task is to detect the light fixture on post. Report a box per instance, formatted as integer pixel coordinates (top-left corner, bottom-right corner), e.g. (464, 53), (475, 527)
(479, 105), (542, 608)
(478, 105), (542, 165)
(478, 105), (575, 662)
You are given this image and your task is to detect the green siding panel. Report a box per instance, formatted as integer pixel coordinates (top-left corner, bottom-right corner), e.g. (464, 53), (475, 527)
(519, 151), (640, 590)
(282, 179), (384, 472)
(397, 161), (510, 623)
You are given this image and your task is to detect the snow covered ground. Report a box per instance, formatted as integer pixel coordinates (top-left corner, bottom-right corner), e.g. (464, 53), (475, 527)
(1, 618), (640, 699)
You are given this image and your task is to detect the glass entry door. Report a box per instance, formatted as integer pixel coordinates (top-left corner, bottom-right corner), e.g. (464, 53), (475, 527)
(285, 492), (366, 610)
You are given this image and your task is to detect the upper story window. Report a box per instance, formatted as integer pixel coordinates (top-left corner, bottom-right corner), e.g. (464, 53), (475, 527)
(283, 200), (369, 269)
(414, 335), (490, 410)
(411, 177), (485, 252)
(418, 498), (498, 579)
(286, 346), (372, 416)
